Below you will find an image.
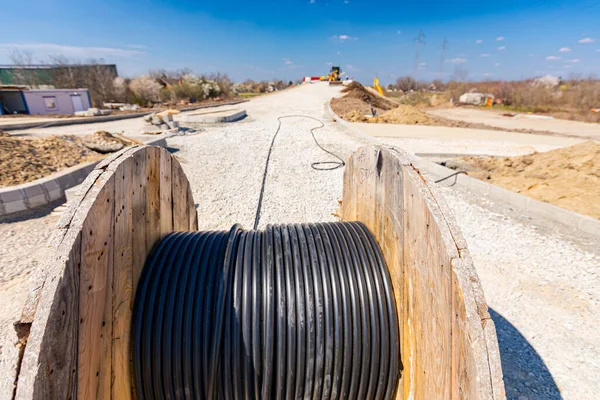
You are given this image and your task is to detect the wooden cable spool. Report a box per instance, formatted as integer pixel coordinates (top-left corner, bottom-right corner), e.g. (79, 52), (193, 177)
(13, 144), (504, 399)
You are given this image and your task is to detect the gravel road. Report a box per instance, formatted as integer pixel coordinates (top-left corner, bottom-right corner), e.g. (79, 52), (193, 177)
(1, 83), (599, 399)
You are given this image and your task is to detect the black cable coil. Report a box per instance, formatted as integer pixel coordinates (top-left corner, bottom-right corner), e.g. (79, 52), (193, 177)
(132, 222), (400, 399)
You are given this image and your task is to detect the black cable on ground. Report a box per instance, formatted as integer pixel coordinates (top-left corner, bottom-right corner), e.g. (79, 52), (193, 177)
(132, 221), (399, 400)
(435, 170), (468, 186)
(253, 115), (346, 230)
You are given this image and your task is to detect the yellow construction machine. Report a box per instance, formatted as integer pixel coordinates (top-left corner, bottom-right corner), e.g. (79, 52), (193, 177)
(374, 77), (385, 95)
(328, 66), (343, 85)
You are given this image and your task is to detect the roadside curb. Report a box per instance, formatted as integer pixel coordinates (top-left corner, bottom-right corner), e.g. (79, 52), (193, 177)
(0, 100), (249, 131)
(327, 100), (600, 238)
(0, 137), (167, 217)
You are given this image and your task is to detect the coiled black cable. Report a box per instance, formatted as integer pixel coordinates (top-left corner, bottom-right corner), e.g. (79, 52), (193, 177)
(132, 221), (399, 399)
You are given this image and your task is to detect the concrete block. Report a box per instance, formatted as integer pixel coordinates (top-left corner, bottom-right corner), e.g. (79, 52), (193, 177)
(178, 109), (246, 123)
(42, 179), (61, 193)
(487, 184), (527, 209)
(56, 173), (78, 190)
(23, 184), (45, 198)
(578, 217), (600, 237)
(0, 189), (23, 203)
(3, 200), (27, 214)
(27, 194), (47, 208)
(47, 188), (64, 201)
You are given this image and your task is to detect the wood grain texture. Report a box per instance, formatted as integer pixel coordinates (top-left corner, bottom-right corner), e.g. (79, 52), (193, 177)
(146, 146), (161, 252)
(112, 157), (134, 399)
(171, 156), (189, 232)
(131, 150), (148, 294)
(16, 145), (198, 399)
(159, 149), (173, 236)
(79, 173), (115, 400)
(341, 145), (504, 400)
(15, 233), (82, 400)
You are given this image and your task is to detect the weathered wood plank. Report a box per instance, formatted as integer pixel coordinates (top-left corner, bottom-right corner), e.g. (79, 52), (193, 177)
(78, 175), (115, 400)
(14, 233), (82, 400)
(403, 166), (454, 400)
(131, 149), (147, 294)
(159, 149), (173, 236)
(112, 157), (134, 399)
(146, 147), (161, 252)
(171, 156), (189, 232)
(341, 145), (503, 400)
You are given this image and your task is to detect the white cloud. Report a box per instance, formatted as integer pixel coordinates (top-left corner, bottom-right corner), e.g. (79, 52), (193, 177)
(497, 46), (506, 50)
(496, 36), (504, 41)
(285, 60), (293, 65)
(559, 47), (571, 52)
(546, 56), (561, 60)
(0, 42), (144, 59)
(480, 53), (491, 57)
(445, 57), (467, 64)
(326, 62), (333, 65)
(333, 34), (358, 41)
(566, 59), (580, 63)
(419, 62), (426, 66)
(310, 0), (315, 3)
(483, 72), (492, 77)
(476, 39), (483, 44)
(579, 37), (596, 44)
(337, 51), (342, 55)
(495, 63), (501, 66)
(346, 64), (360, 71)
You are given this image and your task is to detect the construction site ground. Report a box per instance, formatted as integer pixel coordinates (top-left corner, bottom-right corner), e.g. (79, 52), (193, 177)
(428, 107), (600, 141)
(1, 83), (599, 399)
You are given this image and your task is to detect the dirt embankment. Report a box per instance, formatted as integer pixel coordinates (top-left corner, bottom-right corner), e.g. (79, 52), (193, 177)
(446, 141), (600, 219)
(330, 82), (563, 135)
(0, 131), (105, 187)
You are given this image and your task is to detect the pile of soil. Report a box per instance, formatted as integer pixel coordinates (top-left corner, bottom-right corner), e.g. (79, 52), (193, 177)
(331, 97), (385, 117)
(340, 81), (398, 110)
(446, 141), (600, 219)
(368, 105), (432, 124)
(0, 135), (104, 187)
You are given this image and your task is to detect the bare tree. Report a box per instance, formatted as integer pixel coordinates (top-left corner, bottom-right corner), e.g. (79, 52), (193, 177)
(395, 76), (417, 92)
(451, 66), (469, 82)
(8, 49), (42, 87)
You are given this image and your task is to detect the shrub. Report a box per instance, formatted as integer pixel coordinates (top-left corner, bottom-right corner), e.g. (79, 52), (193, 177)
(129, 75), (161, 105)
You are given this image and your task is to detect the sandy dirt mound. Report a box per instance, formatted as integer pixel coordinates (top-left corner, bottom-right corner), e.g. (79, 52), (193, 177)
(0, 135), (104, 187)
(368, 105), (432, 124)
(340, 81), (398, 110)
(331, 97), (385, 118)
(447, 141), (600, 219)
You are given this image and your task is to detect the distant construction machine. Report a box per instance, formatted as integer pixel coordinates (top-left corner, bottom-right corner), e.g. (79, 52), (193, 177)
(327, 66), (344, 85)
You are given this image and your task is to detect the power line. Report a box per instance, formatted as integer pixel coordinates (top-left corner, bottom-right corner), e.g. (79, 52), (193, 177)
(414, 30), (425, 76)
(439, 38), (448, 77)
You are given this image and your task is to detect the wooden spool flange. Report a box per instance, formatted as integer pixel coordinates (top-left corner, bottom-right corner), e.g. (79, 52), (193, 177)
(341, 145), (505, 399)
(15, 145), (197, 399)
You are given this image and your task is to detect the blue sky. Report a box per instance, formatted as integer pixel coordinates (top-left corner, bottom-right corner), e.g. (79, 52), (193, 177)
(1, 0), (600, 84)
